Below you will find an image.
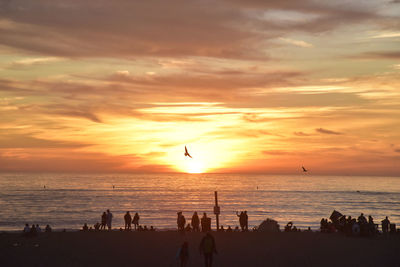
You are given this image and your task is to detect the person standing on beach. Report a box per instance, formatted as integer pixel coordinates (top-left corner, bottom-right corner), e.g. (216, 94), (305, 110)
(124, 211), (132, 231)
(236, 211), (245, 231)
(132, 212), (140, 230)
(381, 216), (390, 234)
(201, 213), (209, 232)
(106, 209), (113, 231)
(191, 212), (200, 232)
(177, 212), (186, 231)
(244, 211), (248, 231)
(199, 232), (217, 267)
(101, 211), (107, 230)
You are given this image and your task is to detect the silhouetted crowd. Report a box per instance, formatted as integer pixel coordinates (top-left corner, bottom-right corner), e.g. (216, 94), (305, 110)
(80, 210), (154, 232)
(320, 210), (396, 236)
(23, 224), (52, 237)
(22, 208), (398, 238)
(177, 212), (213, 232)
(175, 210), (250, 233)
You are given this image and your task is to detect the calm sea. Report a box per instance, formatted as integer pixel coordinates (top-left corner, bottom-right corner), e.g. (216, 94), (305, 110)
(0, 173), (399, 231)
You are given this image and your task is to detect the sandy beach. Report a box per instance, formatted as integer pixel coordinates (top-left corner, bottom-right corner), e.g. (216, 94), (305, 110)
(1, 231), (399, 267)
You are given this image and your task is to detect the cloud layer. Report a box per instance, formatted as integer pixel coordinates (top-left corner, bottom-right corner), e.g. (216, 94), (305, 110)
(0, 0), (399, 175)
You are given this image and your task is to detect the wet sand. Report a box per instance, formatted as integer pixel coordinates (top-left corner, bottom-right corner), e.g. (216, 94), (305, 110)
(1, 231), (399, 267)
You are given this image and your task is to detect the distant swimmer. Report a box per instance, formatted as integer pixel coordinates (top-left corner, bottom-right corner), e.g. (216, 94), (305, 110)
(112, 185), (115, 189)
(356, 190), (360, 193)
(43, 185), (46, 189)
(184, 146), (192, 158)
(302, 166), (308, 172)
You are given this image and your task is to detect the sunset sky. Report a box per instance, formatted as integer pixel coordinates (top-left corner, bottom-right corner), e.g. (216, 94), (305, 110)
(0, 0), (399, 175)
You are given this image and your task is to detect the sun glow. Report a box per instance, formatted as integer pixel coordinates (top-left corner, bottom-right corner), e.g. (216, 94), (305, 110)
(161, 141), (242, 174)
(185, 158), (205, 174)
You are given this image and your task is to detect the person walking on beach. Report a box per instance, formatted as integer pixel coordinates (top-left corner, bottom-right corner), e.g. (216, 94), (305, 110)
(177, 241), (189, 267)
(101, 211), (107, 230)
(106, 209), (113, 231)
(191, 212), (200, 232)
(199, 232), (217, 267)
(124, 211), (132, 231)
(132, 212), (140, 230)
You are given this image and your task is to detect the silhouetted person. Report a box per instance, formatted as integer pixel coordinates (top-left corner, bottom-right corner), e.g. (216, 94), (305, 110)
(368, 215), (374, 225)
(236, 211), (245, 231)
(244, 211), (248, 231)
(367, 215), (376, 235)
(343, 216), (352, 236)
(201, 213), (209, 232)
(358, 213), (367, 224)
(178, 241), (189, 267)
(191, 212), (200, 232)
(177, 212), (186, 231)
(226, 226), (232, 232)
(23, 224), (30, 235)
(94, 222), (100, 231)
(132, 212), (140, 230)
(338, 215), (346, 232)
(30, 224), (37, 237)
(285, 222), (293, 232)
(382, 216), (390, 234)
(82, 223), (89, 231)
(101, 211), (107, 230)
(177, 212), (182, 230)
(150, 226), (155, 231)
(106, 209), (113, 230)
(199, 232), (217, 267)
(352, 221), (360, 236)
(185, 224), (192, 232)
(36, 224), (41, 233)
(124, 211), (132, 230)
(45, 224), (52, 233)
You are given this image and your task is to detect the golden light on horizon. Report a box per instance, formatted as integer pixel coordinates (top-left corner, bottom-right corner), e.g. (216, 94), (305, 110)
(166, 142), (245, 174)
(184, 157), (205, 174)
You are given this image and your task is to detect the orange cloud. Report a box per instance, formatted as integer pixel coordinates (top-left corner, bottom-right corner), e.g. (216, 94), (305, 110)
(0, 0), (399, 175)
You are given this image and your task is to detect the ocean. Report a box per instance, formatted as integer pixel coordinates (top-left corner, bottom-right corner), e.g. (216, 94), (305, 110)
(0, 173), (399, 231)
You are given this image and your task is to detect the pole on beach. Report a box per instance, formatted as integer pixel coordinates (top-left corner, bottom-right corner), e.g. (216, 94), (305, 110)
(214, 191), (220, 231)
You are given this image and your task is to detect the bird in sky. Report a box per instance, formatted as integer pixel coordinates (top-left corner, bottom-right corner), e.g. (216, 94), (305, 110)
(302, 166), (308, 172)
(184, 146), (192, 158)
